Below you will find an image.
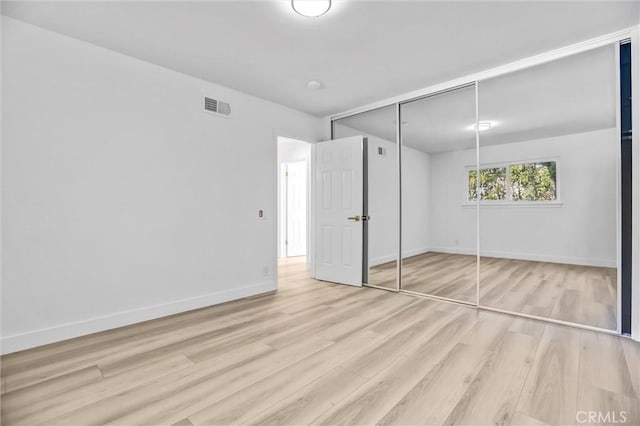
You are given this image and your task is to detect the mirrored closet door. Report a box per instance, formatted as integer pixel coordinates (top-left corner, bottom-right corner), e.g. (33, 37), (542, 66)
(333, 105), (399, 290)
(399, 84), (478, 304)
(478, 44), (619, 330)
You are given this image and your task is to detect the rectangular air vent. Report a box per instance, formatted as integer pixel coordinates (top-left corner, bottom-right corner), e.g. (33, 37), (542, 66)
(204, 96), (231, 118)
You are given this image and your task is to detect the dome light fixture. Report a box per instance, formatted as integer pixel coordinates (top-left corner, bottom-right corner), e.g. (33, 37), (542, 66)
(291, 0), (332, 17)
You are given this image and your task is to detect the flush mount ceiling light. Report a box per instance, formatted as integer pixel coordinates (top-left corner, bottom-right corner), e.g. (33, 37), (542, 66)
(307, 80), (323, 90)
(291, 0), (331, 17)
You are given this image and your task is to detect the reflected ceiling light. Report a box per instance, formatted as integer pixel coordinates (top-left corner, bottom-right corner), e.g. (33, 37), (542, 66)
(307, 80), (323, 90)
(473, 121), (494, 132)
(392, 120), (409, 127)
(291, 0), (331, 17)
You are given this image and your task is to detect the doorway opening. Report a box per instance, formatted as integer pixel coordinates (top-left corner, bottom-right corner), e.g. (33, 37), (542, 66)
(281, 160), (307, 258)
(277, 137), (311, 287)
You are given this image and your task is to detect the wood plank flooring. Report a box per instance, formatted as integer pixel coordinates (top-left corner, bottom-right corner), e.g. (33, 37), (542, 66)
(1, 256), (637, 426)
(369, 252), (617, 330)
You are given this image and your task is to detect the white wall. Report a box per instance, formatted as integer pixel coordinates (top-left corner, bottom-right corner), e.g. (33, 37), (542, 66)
(333, 123), (431, 266)
(277, 137), (310, 258)
(367, 135), (400, 266)
(402, 146), (431, 260)
(429, 128), (618, 267)
(429, 149), (478, 255)
(1, 17), (324, 353)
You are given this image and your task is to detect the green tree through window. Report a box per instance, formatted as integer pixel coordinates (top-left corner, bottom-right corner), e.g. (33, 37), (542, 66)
(468, 167), (507, 201)
(509, 162), (557, 201)
(468, 161), (557, 202)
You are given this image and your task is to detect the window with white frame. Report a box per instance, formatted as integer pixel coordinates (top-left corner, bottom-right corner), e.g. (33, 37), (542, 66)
(468, 161), (558, 202)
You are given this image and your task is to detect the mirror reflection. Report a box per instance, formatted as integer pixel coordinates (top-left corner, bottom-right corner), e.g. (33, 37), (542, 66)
(400, 85), (477, 304)
(478, 45), (618, 329)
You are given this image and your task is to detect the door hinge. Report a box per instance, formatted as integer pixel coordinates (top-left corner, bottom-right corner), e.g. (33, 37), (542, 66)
(285, 240), (288, 245)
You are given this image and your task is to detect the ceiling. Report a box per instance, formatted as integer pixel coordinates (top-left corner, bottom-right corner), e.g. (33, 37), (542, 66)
(335, 44), (617, 153)
(2, 1), (637, 117)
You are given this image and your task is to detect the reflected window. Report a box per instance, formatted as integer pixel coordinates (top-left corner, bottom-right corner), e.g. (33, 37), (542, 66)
(510, 161), (557, 201)
(468, 161), (557, 202)
(469, 167), (507, 201)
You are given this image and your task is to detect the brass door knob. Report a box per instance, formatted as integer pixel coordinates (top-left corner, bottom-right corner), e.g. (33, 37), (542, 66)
(347, 215), (361, 222)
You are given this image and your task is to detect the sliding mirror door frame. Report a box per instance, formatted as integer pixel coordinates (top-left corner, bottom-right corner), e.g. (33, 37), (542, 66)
(397, 83), (480, 306)
(330, 28), (635, 336)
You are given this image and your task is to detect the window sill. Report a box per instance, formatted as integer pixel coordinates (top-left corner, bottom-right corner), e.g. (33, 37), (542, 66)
(462, 201), (563, 208)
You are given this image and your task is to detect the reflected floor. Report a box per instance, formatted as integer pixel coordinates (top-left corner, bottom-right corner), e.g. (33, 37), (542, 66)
(369, 252), (476, 301)
(366, 259), (398, 290)
(369, 252), (617, 330)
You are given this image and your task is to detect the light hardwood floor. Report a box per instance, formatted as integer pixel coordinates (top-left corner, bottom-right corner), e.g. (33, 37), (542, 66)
(369, 252), (617, 330)
(1, 256), (637, 426)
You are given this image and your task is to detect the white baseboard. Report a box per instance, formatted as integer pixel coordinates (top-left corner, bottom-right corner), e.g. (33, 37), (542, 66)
(1, 281), (275, 355)
(371, 246), (616, 268)
(427, 247), (477, 257)
(430, 246), (617, 268)
(370, 254), (396, 267)
(370, 247), (430, 266)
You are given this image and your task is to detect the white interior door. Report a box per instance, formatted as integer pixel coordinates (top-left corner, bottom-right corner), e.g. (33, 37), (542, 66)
(286, 161), (307, 257)
(315, 136), (364, 286)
